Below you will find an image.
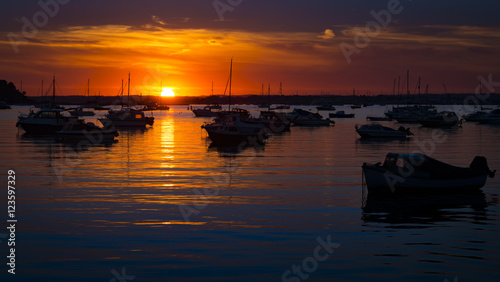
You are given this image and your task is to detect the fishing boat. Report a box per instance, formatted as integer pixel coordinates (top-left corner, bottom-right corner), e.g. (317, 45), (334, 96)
(418, 111), (459, 127)
(478, 109), (500, 124)
(362, 153), (496, 195)
(57, 118), (118, 142)
(99, 74), (154, 127)
(316, 105), (336, 111)
(355, 123), (412, 139)
(329, 111), (354, 118)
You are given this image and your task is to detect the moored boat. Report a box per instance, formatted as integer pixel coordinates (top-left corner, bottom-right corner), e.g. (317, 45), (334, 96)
(478, 109), (500, 124)
(291, 110), (333, 126)
(16, 108), (69, 134)
(316, 105), (336, 111)
(418, 111), (460, 127)
(202, 113), (267, 145)
(57, 118), (118, 142)
(329, 111), (354, 118)
(362, 153), (496, 195)
(355, 123), (412, 138)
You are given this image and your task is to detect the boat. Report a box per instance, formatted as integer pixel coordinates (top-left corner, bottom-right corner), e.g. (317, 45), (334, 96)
(202, 113), (267, 145)
(329, 111), (354, 118)
(192, 82), (220, 117)
(478, 109), (500, 124)
(70, 79), (96, 116)
(17, 108), (69, 134)
(193, 105), (221, 117)
(99, 74), (154, 127)
(57, 118), (118, 142)
(69, 106), (95, 117)
(463, 110), (488, 122)
(202, 59), (267, 145)
(366, 116), (392, 121)
(362, 153), (496, 195)
(257, 110), (291, 133)
(351, 104), (362, 109)
(355, 123), (412, 138)
(16, 76), (69, 134)
(418, 111), (460, 127)
(0, 101), (11, 109)
(291, 110), (333, 126)
(316, 105), (336, 111)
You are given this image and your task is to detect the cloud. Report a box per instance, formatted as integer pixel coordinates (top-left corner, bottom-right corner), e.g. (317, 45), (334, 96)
(318, 29), (335, 40)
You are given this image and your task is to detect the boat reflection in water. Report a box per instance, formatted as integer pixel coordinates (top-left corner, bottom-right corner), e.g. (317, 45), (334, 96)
(362, 191), (489, 226)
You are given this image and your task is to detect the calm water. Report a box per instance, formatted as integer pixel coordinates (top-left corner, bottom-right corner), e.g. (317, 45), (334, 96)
(1, 105), (500, 281)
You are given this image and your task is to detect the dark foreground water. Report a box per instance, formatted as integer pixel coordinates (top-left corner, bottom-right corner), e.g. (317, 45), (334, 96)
(1, 105), (499, 281)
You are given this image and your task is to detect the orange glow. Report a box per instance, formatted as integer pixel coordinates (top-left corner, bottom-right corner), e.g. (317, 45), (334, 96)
(161, 88), (175, 97)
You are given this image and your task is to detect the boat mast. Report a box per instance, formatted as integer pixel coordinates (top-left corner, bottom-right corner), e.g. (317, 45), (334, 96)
(52, 75), (56, 107)
(228, 58), (232, 111)
(128, 73), (130, 107)
(268, 83), (271, 111)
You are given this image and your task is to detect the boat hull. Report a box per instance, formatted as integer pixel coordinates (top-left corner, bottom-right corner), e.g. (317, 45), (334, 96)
(17, 122), (65, 134)
(363, 164), (487, 195)
(57, 131), (118, 142)
(356, 130), (407, 138)
(205, 129), (265, 146)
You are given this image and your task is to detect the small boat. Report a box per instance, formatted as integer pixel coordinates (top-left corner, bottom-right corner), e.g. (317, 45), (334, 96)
(69, 106), (95, 117)
(99, 108), (154, 127)
(291, 110), (332, 126)
(57, 118), (118, 142)
(462, 110), (488, 122)
(0, 101), (11, 109)
(257, 110), (291, 133)
(99, 73), (154, 127)
(329, 111), (354, 118)
(193, 105), (221, 117)
(202, 113), (267, 145)
(366, 116), (392, 121)
(316, 105), (336, 111)
(355, 123), (412, 138)
(362, 153), (496, 195)
(418, 111), (459, 127)
(351, 104), (362, 109)
(16, 108), (69, 134)
(478, 109), (500, 124)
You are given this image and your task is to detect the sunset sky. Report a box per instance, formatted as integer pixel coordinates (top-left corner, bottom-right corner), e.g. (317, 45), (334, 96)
(1, 0), (499, 97)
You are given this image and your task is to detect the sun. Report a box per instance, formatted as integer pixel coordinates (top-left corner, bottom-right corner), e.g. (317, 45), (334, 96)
(161, 88), (175, 97)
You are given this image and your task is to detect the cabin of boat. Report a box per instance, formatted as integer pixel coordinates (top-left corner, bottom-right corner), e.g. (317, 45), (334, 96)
(362, 153), (495, 195)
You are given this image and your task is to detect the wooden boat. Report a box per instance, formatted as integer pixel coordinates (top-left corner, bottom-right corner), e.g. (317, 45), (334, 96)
(329, 111), (354, 118)
(355, 124), (412, 138)
(362, 153), (496, 195)
(419, 111), (459, 127)
(57, 118), (118, 142)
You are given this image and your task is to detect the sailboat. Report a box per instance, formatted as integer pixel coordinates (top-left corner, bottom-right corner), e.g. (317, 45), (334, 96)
(17, 76), (69, 134)
(69, 79), (95, 117)
(99, 73), (154, 127)
(192, 81), (222, 117)
(202, 59), (267, 145)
